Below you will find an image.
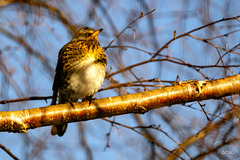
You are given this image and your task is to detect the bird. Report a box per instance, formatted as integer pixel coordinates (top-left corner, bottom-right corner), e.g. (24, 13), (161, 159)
(51, 27), (107, 137)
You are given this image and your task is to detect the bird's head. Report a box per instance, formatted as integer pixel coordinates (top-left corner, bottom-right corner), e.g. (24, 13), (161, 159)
(72, 27), (103, 42)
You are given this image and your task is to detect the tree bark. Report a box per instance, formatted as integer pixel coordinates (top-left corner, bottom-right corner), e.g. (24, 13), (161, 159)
(0, 75), (239, 133)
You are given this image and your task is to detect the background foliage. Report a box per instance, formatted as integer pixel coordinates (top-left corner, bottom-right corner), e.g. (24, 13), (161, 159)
(0, 0), (240, 159)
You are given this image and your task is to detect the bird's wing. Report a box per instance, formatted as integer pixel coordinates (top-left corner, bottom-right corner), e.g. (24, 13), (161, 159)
(51, 42), (70, 105)
(51, 40), (88, 105)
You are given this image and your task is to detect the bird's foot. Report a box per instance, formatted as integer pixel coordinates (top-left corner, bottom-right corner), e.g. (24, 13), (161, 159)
(82, 95), (96, 106)
(67, 97), (75, 108)
(69, 101), (74, 108)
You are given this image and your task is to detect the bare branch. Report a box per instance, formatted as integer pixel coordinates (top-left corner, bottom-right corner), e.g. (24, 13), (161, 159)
(105, 9), (156, 50)
(152, 15), (240, 59)
(0, 75), (239, 133)
(0, 144), (19, 160)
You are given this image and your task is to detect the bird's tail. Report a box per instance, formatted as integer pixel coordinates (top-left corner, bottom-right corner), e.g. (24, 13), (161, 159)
(51, 124), (68, 137)
(50, 90), (68, 137)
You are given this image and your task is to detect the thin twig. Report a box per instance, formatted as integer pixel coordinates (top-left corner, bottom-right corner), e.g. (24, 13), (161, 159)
(102, 118), (185, 160)
(0, 96), (52, 104)
(105, 9), (156, 50)
(151, 15), (240, 59)
(106, 58), (240, 78)
(0, 144), (19, 160)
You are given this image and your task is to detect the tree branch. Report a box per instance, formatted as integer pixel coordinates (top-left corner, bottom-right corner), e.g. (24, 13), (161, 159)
(0, 143), (19, 160)
(0, 75), (239, 133)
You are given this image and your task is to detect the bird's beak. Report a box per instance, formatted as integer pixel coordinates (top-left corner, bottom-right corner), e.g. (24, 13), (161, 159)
(91, 28), (103, 37)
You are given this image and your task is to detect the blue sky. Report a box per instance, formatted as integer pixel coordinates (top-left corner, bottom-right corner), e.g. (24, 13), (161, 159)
(0, 0), (240, 159)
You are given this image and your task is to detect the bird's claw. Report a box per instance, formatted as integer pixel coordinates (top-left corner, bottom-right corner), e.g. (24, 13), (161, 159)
(82, 95), (96, 106)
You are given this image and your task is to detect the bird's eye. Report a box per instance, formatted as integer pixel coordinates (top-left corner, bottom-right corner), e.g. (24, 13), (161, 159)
(85, 33), (91, 36)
